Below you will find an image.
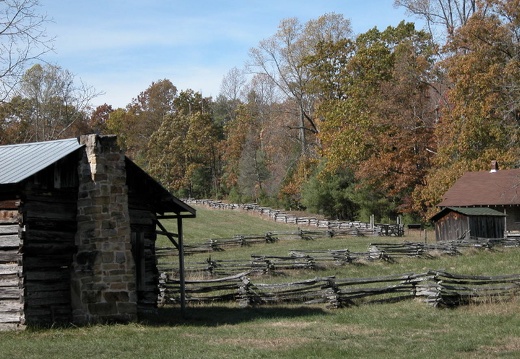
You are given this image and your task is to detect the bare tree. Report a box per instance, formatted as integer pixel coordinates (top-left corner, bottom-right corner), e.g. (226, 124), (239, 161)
(247, 13), (352, 156)
(394, 0), (483, 41)
(220, 67), (247, 103)
(0, 0), (53, 100)
(18, 63), (101, 141)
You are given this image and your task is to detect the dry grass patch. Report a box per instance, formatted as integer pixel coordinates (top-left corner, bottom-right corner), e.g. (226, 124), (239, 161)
(474, 336), (520, 357)
(261, 320), (383, 336)
(214, 336), (312, 350)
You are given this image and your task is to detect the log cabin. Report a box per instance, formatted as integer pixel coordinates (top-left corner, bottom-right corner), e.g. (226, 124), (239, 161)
(0, 134), (195, 330)
(431, 161), (520, 241)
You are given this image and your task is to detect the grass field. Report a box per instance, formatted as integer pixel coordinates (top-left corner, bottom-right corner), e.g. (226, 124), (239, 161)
(2, 205), (520, 358)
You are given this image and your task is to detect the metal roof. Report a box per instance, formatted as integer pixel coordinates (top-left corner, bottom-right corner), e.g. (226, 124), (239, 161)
(445, 207), (506, 216)
(431, 206), (506, 221)
(0, 138), (84, 184)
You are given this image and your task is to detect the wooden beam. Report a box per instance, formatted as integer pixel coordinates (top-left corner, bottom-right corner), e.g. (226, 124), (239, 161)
(154, 219), (179, 250)
(177, 215), (187, 317)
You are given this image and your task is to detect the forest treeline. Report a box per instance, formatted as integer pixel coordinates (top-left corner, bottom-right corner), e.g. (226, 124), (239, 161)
(0, 0), (519, 222)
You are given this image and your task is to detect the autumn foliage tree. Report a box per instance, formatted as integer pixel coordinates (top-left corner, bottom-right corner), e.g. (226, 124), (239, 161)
(146, 90), (220, 198)
(305, 22), (437, 218)
(413, 0), (520, 217)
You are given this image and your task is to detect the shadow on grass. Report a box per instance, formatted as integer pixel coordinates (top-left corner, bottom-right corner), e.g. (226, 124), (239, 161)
(142, 305), (329, 327)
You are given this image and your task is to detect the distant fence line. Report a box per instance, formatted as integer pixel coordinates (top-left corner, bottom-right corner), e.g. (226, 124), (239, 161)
(157, 228), (390, 257)
(157, 241), (464, 277)
(157, 235), (520, 277)
(186, 199), (404, 236)
(159, 270), (520, 309)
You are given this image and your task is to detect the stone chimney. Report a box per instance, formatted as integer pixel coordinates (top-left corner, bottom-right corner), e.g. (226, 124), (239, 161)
(71, 134), (137, 324)
(490, 160), (499, 173)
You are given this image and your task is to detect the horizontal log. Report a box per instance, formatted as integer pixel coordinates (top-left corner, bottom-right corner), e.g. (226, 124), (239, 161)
(0, 251), (20, 263)
(0, 224), (19, 234)
(0, 276), (20, 287)
(0, 312), (23, 323)
(22, 229), (75, 242)
(0, 264), (20, 275)
(0, 287), (22, 299)
(0, 301), (23, 312)
(24, 270), (70, 281)
(0, 234), (21, 248)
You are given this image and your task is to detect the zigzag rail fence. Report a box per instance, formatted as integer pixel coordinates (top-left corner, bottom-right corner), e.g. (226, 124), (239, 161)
(185, 199), (405, 236)
(159, 270), (520, 309)
(157, 236), (520, 309)
(157, 237), (520, 277)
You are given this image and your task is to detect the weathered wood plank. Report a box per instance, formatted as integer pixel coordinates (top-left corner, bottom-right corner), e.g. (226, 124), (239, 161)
(0, 312), (23, 323)
(0, 264), (20, 275)
(0, 275), (20, 287)
(24, 270), (70, 281)
(22, 229), (75, 242)
(0, 301), (23, 312)
(0, 251), (20, 263)
(0, 224), (19, 234)
(0, 234), (21, 247)
(0, 287), (22, 299)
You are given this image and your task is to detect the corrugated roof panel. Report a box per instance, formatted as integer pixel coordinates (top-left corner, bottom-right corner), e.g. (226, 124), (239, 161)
(447, 207), (506, 217)
(0, 138), (84, 184)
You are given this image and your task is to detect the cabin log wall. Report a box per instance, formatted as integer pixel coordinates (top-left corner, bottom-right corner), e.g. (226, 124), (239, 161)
(0, 200), (23, 330)
(21, 191), (78, 326)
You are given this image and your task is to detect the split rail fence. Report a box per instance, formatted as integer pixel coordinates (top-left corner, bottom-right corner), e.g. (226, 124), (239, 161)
(157, 238), (519, 277)
(157, 237), (520, 309)
(159, 270), (520, 309)
(186, 199), (404, 236)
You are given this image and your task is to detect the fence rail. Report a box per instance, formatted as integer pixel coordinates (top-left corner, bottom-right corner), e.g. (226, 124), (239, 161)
(157, 240), (483, 277)
(159, 270), (520, 309)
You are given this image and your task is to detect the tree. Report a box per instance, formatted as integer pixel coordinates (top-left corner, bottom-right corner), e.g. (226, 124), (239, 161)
(119, 79), (177, 163)
(413, 0), (520, 218)
(88, 103), (114, 134)
(247, 13), (352, 157)
(0, 0), (53, 99)
(301, 165), (358, 220)
(0, 95), (32, 144)
(395, 0), (480, 40)
(306, 22), (437, 216)
(146, 90), (221, 197)
(9, 63), (100, 141)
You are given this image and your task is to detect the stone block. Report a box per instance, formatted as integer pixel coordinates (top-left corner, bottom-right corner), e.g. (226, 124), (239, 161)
(115, 251), (126, 263)
(117, 302), (137, 315)
(104, 291), (129, 303)
(101, 251), (114, 263)
(89, 302), (117, 316)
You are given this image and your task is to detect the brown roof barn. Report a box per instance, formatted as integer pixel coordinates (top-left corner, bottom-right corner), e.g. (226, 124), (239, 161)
(0, 134), (195, 330)
(432, 162), (520, 241)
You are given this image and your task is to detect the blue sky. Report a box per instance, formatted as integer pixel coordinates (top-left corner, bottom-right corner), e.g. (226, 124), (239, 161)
(42, 1), (420, 108)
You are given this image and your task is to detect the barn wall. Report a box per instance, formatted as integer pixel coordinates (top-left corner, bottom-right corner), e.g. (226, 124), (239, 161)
(0, 200), (23, 330)
(469, 216), (505, 239)
(435, 212), (470, 242)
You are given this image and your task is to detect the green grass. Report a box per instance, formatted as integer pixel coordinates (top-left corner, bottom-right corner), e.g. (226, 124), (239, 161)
(2, 300), (520, 358)
(3, 204), (520, 358)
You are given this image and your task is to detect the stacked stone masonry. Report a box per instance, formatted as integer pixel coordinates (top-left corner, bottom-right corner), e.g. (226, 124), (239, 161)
(71, 134), (137, 324)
